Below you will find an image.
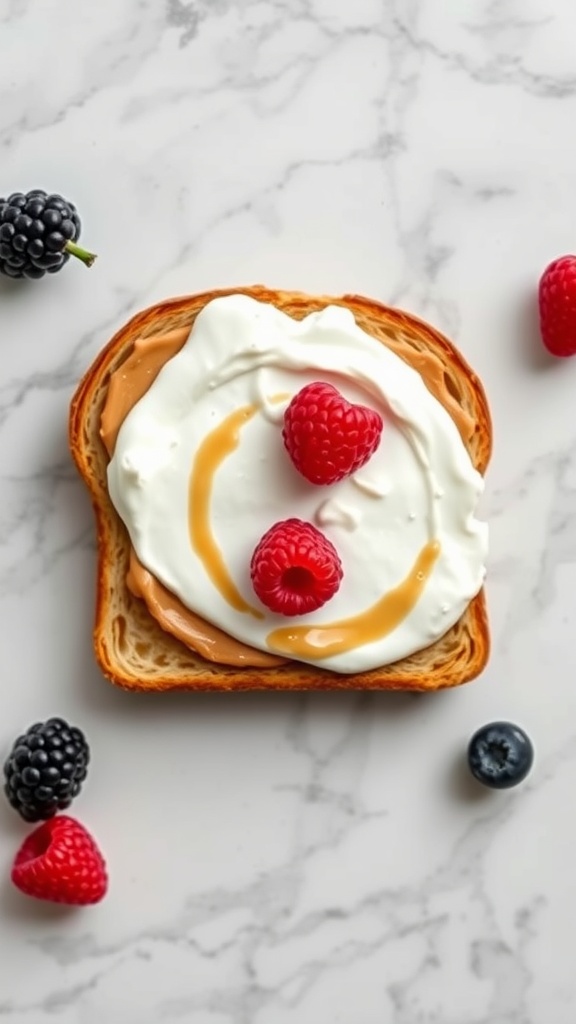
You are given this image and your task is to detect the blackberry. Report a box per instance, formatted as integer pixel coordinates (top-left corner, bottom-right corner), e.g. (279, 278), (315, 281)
(4, 717), (90, 822)
(0, 189), (96, 279)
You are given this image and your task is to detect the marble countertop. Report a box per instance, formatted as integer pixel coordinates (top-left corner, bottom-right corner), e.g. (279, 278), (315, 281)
(1, 1), (576, 1021)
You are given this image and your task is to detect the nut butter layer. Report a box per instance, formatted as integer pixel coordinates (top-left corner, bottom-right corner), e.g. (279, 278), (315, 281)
(100, 327), (285, 669)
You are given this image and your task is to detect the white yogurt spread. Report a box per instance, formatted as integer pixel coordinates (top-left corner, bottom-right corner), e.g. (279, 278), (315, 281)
(107, 295), (488, 674)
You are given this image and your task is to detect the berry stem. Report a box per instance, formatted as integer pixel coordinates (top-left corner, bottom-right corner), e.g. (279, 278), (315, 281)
(64, 241), (97, 268)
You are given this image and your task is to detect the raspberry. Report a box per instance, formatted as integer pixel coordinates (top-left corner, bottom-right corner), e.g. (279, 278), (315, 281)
(283, 382), (383, 485)
(250, 518), (343, 615)
(539, 255), (576, 357)
(11, 815), (108, 905)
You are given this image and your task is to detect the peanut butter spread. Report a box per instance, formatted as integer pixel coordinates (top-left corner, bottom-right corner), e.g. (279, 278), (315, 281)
(100, 329), (285, 668)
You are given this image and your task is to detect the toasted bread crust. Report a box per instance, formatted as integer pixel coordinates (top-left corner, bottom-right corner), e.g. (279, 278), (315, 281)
(69, 286), (492, 692)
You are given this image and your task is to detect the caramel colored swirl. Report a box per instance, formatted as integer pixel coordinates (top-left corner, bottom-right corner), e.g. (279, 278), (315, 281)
(267, 541), (440, 659)
(188, 394), (290, 619)
(189, 404), (263, 618)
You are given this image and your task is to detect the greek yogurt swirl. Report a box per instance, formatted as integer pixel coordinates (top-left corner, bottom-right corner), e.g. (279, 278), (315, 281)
(107, 295), (488, 674)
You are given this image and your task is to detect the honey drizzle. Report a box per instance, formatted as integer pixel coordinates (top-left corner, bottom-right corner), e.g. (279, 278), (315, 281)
(266, 541), (441, 659)
(189, 404), (263, 618)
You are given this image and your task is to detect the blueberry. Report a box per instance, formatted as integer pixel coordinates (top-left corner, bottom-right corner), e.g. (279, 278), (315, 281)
(468, 721), (533, 790)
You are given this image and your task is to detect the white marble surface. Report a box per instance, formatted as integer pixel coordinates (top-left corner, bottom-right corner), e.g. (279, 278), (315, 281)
(1, 0), (576, 1021)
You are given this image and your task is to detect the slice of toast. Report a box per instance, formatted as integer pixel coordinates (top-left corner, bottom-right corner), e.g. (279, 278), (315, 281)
(69, 286), (492, 692)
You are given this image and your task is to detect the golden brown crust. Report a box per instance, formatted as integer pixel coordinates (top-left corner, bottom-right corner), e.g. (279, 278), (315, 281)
(69, 285), (492, 692)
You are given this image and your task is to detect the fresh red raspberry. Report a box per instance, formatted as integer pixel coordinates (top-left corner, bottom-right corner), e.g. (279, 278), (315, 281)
(250, 518), (343, 616)
(11, 815), (108, 905)
(283, 381), (383, 485)
(539, 255), (576, 356)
